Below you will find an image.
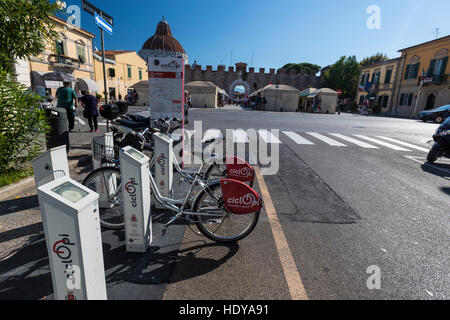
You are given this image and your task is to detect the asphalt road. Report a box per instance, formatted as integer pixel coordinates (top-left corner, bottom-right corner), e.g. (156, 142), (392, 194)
(172, 106), (449, 300)
(1, 106), (448, 300)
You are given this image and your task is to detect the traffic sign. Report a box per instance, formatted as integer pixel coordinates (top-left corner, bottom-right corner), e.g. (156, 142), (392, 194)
(95, 12), (113, 35)
(82, 0), (113, 26)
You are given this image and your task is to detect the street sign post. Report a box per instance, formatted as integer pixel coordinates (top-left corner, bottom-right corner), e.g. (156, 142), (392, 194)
(81, 0), (113, 131)
(94, 12), (113, 35)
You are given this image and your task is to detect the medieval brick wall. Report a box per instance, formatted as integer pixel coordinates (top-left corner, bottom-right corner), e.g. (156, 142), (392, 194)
(185, 63), (322, 95)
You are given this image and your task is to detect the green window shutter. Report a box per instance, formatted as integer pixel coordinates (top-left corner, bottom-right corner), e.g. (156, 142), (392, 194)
(404, 65), (411, 80)
(413, 63), (420, 78)
(440, 57), (448, 76)
(427, 59), (436, 77)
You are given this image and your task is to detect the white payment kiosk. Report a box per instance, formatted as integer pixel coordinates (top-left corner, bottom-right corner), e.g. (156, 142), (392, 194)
(37, 177), (107, 300)
(119, 146), (152, 253)
(32, 145), (70, 188)
(153, 133), (173, 209)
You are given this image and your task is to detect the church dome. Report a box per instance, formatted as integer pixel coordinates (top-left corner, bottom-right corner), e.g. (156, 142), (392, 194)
(141, 18), (185, 54)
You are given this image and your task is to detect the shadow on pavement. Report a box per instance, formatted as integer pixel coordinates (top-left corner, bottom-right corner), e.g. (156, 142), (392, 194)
(421, 163), (450, 179)
(440, 187), (450, 196)
(0, 212), (239, 300)
(0, 196), (39, 217)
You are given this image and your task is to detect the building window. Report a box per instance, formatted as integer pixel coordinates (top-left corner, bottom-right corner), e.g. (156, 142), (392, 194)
(400, 93), (413, 106)
(428, 56), (448, 76)
(374, 71), (381, 84)
(127, 65), (132, 78)
(55, 40), (65, 63)
(384, 69), (393, 84)
(405, 63), (420, 80)
(76, 44), (86, 64)
(139, 68), (142, 80)
(108, 68), (115, 78)
(382, 95), (389, 109)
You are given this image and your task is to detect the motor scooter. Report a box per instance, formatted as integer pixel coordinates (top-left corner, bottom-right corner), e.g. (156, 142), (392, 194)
(427, 117), (450, 163)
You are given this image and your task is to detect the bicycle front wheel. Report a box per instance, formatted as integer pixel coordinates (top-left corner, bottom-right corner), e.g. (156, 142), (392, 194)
(82, 167), (124, 230)
(192, 182), (260, 243)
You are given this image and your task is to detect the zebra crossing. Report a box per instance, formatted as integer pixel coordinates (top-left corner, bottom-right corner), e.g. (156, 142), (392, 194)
(184, 129), (431, 154)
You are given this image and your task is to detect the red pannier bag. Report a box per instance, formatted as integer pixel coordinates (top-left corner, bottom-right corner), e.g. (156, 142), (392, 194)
(225, 156), (255, 183)
(220, 179), (262, 214)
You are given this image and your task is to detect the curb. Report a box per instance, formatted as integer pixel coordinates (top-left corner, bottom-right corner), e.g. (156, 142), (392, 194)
(0, 155), (90, 201)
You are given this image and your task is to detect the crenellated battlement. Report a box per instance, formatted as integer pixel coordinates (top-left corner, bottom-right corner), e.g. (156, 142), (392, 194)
(185, 62), (323, 96)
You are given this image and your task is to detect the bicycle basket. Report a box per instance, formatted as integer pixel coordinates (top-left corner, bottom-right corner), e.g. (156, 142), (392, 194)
(92, 136), (116, 164)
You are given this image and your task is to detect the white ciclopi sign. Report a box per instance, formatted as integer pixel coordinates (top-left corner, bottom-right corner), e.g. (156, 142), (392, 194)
(148, 56), (185, 120)
(32, 145), (70, 188)
(119, 146), (152, 253)
(153, 133), (174, 209)
(37, 177), (107, 300)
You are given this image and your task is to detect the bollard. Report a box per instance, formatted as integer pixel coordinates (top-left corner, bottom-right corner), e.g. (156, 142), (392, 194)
(153, 133), (174, 209)
(32, 145), (70, 188)
(120, 146), (152, 253)
(37, 177), (107, 300)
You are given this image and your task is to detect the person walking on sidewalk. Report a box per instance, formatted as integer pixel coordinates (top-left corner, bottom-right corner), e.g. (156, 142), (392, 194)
(80, 91), (99, 132)
(56, 81), (78, 131)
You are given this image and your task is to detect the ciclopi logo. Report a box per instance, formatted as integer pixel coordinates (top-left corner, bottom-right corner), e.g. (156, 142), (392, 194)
(125, 178), (139, 208)
(157, 154), (166, 175)
(229, 167), (252, 178)
(227, 193), (259, 207)
(52, 234), (81, 293)
(161, 60), (180, 70)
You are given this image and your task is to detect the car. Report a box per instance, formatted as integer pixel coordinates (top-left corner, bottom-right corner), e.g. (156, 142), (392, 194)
(418, 105), (450, 124)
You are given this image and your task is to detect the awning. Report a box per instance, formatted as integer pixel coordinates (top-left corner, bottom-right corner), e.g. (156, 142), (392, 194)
(31, 71), (63, 89)
(42, 71), (76, 82)
(77, 78), (99, 92)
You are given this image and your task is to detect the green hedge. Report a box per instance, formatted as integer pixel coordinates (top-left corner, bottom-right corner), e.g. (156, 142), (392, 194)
(0, 70), (49, 174)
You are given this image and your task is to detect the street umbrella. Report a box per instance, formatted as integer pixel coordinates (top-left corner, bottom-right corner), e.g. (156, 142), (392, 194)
(42, 72), (76, 82)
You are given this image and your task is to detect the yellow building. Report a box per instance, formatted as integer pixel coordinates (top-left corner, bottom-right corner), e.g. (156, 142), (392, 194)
(93, 50), (148, 102)
(29, 16), (98, 96)
(392, 35), (450, 116)
(356, 58), (401, 113)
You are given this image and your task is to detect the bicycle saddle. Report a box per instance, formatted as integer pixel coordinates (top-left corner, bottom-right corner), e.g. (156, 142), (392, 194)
(126, 114), (150, 122)
(116, 119), (149, 129)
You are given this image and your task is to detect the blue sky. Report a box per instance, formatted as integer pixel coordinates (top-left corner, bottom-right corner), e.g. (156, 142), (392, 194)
(60, 0), (450, 70)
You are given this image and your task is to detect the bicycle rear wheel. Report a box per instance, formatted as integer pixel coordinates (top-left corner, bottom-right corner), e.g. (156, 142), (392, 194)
(192, 182), (260, 243)
(82, 167), (124, 230)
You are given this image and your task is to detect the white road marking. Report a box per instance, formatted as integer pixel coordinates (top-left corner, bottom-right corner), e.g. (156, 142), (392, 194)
(98, 122), (108, 126)
(329, 134), (379, 149)
(376, 136), (430, 153)
(282, 131), (315, 145)
(76, 117), (86, 125)
(202, 129), (222, 142)
(233, 129), (249, 143)
(305, 132), (347, 147)
(353, 135), (411, 151)
(258, 130), (282, 144)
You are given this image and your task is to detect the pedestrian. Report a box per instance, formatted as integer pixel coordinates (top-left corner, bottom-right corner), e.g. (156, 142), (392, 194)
(80, 91), (99, 132)
(119, 93), (122, 101)
(56, 81), (78, 132)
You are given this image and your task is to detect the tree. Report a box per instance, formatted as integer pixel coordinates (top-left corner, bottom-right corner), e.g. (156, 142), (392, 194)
(0, 0), (62, 72)
(278, 63), (322, 75)
(360, 53), (388, 67)
(322, 56), (361, 101)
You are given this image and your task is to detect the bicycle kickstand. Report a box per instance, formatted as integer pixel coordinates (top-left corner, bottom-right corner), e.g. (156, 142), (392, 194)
(161, 212), (183, 236)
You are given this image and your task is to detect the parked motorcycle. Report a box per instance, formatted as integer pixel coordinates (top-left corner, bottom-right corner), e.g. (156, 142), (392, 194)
(427, 117), (450, 163)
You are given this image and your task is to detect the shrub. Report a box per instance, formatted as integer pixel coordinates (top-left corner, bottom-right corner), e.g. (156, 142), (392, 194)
(0, 70), (49, 174)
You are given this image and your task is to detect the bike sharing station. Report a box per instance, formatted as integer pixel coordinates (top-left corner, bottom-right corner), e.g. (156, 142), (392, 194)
(153, 133), (174, 209)
(119, 146), (152, 253)
(31, 147), (107, 300)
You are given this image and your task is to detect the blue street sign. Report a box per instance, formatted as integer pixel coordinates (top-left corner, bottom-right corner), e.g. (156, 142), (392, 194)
(94, 12), (113, 35)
